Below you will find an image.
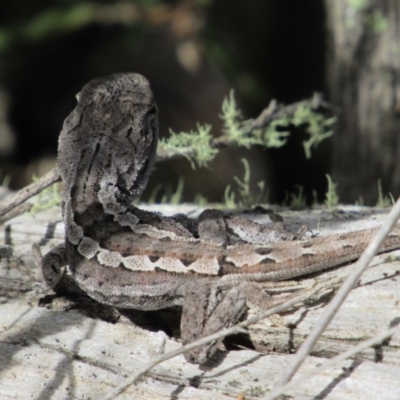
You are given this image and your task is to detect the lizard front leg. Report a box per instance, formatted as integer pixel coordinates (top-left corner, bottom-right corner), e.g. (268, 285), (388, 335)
(40, 243), (68, 288)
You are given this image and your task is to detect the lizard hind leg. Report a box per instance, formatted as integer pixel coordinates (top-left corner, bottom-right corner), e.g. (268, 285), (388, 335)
(181, 281), (251, 364)
(181, 281), (290, 364)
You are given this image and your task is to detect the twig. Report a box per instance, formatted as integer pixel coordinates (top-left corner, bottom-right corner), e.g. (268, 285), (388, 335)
(0, 201), (31, 224)
(101, 277), (342, 400)
(0, 168), (60, 218)
(266, 196), (400, 399)
(264, 323), (400, 400)
(246, 92), (337, 133)
(0, 94), (334, 219)
(156, 94), (335, 162)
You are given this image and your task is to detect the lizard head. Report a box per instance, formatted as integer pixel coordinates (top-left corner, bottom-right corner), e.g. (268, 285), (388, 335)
(58, 73), (159, 212)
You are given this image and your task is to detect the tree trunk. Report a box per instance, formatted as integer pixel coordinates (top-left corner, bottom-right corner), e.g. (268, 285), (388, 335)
(325, 0), (400, 204)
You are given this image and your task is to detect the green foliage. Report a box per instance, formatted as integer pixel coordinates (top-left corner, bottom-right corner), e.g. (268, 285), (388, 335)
(376, 179), (394, 207)
(0, 4), (97, 53)
(355, 196), (364, 206)
(160, 176), (185, 205)
(282, 186), (307, 209)
(348, 0), (367, 11)
(223, 185), (236, 209)
(146, 176), (185, 205)
(147, 183), (163, 204)
(220, 90), (290, 149)
(312, 189), (319, 206)
(154, 91), (336, 207)
(193, 193), (208, 206)
(147, 177), (208, 207)
(0, 2), (175, 54)
(25, 4), (95, 40)
(161, 92), (334, 176)
(224, 158), (268, 208)
(147, 178), (209, 206)
(368, 10), (389, 33)
(293, 100), (336, 159)
(346, 1), (389, 33)
(159, 124), (217, 168)
(220, 91), (335, 159)
(232, 158), (252, 200)
(29, 177), (61, 215)
(260, 119), (292, 149)
(220, 90), (254, 147)
(324, 174), (339, 209)
(288, 186), (307, 209)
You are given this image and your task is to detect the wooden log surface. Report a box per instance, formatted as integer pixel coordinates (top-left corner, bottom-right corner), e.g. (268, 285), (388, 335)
(1, 203), (400, 399)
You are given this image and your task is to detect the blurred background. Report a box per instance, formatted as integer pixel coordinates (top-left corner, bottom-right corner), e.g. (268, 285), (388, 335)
(0, 0), (399, 205)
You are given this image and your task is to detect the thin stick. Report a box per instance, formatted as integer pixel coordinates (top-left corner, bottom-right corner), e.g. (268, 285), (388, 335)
(101, 278), (341, 400)
(267, 196), (400, 399)
(0, 168), (60, 218)
(264, 323), (400, 400)
(0, 94), (334, 219)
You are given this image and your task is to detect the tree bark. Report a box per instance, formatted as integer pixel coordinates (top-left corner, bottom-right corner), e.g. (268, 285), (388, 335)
(325, 0), (400, 204)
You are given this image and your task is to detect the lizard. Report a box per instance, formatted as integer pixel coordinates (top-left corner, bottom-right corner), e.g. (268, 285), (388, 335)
(39, 73), (400, 364)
